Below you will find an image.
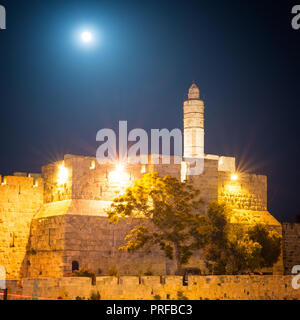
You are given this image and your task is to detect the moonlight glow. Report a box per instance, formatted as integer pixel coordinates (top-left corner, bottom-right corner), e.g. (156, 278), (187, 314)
(81, 31), (93, 43)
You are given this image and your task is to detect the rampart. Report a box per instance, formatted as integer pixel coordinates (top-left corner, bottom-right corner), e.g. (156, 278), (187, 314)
(0, 175), (43, 279)
(5, 275), (300, 300)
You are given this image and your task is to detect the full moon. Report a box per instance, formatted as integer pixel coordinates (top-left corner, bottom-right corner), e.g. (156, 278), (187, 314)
(81, 31), (93, 43)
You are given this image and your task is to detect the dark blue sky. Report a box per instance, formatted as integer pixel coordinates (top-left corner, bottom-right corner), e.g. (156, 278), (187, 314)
(0, 0), (299, 221)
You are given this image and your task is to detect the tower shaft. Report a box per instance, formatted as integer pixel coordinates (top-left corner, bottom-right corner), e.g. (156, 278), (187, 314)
(183, 83), (204, 158)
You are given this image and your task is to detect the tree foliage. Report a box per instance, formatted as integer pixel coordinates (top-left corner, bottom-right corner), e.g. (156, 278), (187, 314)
(199, 202), (282, 274)
(106, 173), (282, 275)
(106, 172), (203, 274)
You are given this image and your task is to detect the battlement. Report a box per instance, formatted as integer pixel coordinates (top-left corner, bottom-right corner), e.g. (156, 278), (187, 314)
(0, 175), (44, 207)
(42, 154), (183, 204)
(6, 275), (300, 300)
(0, 174), (43, 188)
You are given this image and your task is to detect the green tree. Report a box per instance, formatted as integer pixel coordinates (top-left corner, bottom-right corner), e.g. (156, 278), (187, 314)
(248, 224), (282, 268)
(199, 202), (282, 274)
(106, 172), (203, 275)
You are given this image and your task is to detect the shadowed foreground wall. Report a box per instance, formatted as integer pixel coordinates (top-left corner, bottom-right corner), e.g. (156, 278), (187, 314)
(5, 275), (300, 300)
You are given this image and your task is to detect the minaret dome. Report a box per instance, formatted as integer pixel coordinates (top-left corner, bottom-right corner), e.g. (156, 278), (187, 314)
(188, 82), (200, 100)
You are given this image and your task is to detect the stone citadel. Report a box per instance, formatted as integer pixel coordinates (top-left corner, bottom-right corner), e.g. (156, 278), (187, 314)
(0, 83), (299, 280)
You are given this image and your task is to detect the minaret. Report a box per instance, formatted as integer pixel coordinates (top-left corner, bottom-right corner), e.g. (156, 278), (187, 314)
(183, 82), (204, 158)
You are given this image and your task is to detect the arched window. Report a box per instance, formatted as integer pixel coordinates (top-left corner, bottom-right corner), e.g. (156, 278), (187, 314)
(72, 261), (79, 272)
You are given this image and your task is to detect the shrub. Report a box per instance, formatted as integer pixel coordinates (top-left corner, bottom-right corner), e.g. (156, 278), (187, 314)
(108, 266), (118, 276)
(90, 291), (101, 300)
(177, 291), (188, 300)
(67, 268), (96, 285)
(183, 267), (201, 275)
(153, 294), (161, 300)
(144, 270), (153, 276)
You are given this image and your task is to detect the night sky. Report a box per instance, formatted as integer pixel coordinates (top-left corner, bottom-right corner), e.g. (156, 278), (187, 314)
(0, 0), (299, 222)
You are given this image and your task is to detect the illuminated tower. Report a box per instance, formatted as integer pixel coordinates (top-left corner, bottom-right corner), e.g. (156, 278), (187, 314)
(183, 82), (204, 158)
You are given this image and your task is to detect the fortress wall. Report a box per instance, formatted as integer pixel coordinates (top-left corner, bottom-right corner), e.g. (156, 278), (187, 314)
(63, 215), (205, 276)
(188, 158), (219, 209)
(282, 223), (300, 274)
(23, 215), (66, 278)
(43, 155), (148, 203)
(24, 212), (284, 277)
(70, 156), (138, 201)
(69, 154), (182, 201)
(0, 176), (43, 279)
(42, 154), (267, 214)
(5, 275), (300, 300)
(43, 155), (190, 204)
(1, 154), (288, 280)
(26, 214), (205, 277)
(218, 172), (267, 211)
(42, 160), (72, 203)
(148, 162), (181, 180)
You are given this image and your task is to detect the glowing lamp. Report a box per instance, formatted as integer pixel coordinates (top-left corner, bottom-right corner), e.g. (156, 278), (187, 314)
(57, 164), (69, 185)
(109, 164), (130, 186)
(90, 160), (96, 170)
(231, 173), (238, 181)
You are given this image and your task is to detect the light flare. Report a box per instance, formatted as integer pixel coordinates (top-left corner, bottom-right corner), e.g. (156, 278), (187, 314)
(57, 164), (69, 185)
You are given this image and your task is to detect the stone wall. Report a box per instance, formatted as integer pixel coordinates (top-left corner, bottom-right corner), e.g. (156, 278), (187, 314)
(0, 154), (285, 280)
(282, 223), (300, 274)
(26, 214), (205, 277)
(21, 215), (66, 278)
(189, 158), (219, 210)
(5, 275), (300, 300)
(26, 211), (283, 277)
(218, 172), (267, 211)
(22, 154), (282, 277)
(42, 154), (269, 214)
(42, 160), (73, 203)
(0, 176), (43, 279)
(43, 154), (183, 204)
